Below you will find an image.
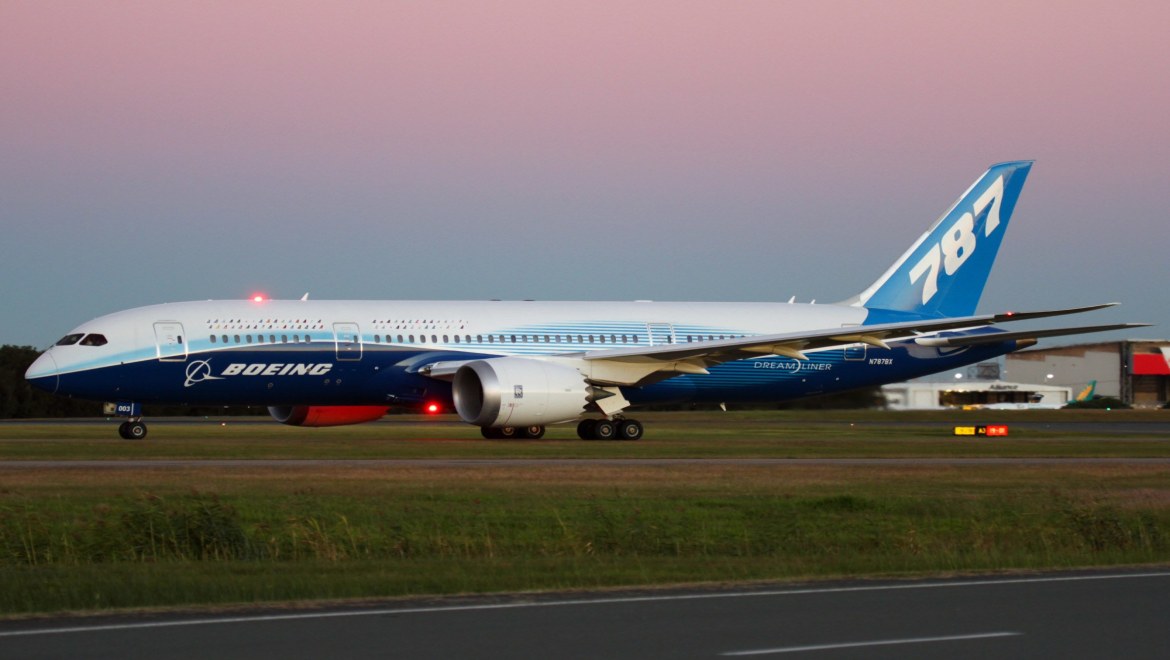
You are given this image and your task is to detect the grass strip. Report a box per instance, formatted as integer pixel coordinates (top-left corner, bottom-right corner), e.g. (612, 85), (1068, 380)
(2, 463), (1168, 615)
(2, 411), (1170, 460)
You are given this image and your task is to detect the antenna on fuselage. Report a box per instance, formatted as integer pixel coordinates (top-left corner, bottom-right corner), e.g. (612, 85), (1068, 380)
(300, 292), (310, 301)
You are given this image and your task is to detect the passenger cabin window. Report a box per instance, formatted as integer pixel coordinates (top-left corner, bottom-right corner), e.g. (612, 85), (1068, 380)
(56, 334), (84, 346)
(79, 334), (108, 346)
(210, 335), (217, 344)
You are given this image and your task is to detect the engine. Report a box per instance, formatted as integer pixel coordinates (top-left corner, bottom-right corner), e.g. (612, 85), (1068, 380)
(452, 358), (590, 428)
(268, 405), (390, 427)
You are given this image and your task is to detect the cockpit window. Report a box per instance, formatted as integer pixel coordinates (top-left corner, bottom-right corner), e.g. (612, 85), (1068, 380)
(55, 334), (84, 346)
(79, 334), (108, 346)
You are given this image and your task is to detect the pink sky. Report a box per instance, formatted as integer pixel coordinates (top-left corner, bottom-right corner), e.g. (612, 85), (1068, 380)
(2, 1), (1167, 344)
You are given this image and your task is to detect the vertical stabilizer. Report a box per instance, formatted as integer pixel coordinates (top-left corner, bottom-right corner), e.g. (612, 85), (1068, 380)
(854, 161), (1033, 318)
(1074, 380), (1097, 402)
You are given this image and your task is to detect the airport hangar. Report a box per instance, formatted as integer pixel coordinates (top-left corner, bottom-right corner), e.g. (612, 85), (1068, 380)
(881, 340), (1170, 410)
(1003, 339), (1170, 408)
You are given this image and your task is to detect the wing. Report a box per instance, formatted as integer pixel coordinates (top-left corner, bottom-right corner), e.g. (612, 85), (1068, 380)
(420, 303), (1145, 387)
(586, 303), (1130, 361)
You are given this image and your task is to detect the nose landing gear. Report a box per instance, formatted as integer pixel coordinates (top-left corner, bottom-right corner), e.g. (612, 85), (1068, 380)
(110, 402), (147, 440)
(118, 419), (148, 440)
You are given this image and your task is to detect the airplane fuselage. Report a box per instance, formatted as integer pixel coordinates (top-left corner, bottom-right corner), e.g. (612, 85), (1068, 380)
(28, 298), (1014, 409)
(25, 161), (1141, 440)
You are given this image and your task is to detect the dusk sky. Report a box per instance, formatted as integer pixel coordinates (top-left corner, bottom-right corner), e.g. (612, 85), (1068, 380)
(2, 1), (1167, 348)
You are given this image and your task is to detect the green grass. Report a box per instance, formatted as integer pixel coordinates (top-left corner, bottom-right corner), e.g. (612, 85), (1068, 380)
(2, 410), (1169, 459)
(1, 411), (1168, 616)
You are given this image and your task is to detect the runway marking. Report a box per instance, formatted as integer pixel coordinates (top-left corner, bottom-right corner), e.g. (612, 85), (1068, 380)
(1, 571), (1167, 639)
(722, 631), (1021, 655)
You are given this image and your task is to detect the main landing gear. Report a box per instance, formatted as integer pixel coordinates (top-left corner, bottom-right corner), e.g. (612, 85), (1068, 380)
(577, 417), (643, 441)
(478, 418), (644, 441)
(481, 425), (546, 440)
(118, 419), (148, 440)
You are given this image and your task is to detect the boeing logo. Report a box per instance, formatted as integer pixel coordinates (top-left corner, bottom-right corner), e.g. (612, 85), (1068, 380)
(221, 363), (333, 377)
(184, 361), (334, 387)
(184, 360), (224, 388)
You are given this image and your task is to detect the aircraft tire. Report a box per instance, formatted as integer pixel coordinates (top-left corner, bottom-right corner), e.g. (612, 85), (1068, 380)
(118, 422), (131, 439)
(616, 419), (643, 441)
(577, 419), (597, 440)
(481, 427), (499, 439)
(593, 420), (616, 441)
(522, 425), (545, 440)
(125, 422), (147, 440)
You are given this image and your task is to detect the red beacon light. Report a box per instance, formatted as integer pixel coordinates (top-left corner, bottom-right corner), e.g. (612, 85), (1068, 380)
(250, 293), (267, 303)
(425, 402), (442, 415)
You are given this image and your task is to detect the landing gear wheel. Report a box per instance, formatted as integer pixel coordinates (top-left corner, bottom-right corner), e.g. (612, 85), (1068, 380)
(482, 426), (525, 440)
(122, 421), (147, 440)
(522, 425), (546, 440)
(616, 419), (644, 441)
(577, 419), (598, 441)
(593, 420), (617, 441)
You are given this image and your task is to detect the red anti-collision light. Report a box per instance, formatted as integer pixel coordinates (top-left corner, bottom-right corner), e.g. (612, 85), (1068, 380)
(425, 403), (441, 414)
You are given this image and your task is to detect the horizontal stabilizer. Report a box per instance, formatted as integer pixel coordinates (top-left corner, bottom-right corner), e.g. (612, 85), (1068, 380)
(988, 303), (1119, 323)
(914, 323), (1150, 348)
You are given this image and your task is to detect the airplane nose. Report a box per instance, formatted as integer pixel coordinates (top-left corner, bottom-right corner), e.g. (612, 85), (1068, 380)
(25, 351), (59, 394)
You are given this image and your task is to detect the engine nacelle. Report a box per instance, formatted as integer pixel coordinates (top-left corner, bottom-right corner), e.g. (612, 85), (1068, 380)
(268, 405), (390, 427)
(452, 358), (589, 428)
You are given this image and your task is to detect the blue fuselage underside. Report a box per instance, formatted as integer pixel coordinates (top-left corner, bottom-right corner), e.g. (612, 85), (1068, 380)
(45, 340), (1018, 408)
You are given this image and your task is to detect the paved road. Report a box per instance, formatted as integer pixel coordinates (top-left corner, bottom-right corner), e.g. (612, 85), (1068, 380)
(2, 570), (1168, 659)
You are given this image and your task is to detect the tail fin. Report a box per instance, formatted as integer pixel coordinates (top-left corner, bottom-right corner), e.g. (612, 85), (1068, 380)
(852, 161), (1033, 318)
(1074, 380), (1097, 402)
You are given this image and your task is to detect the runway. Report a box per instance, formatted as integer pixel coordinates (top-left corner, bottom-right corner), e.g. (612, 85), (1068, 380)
(3, 570), (1168, 659)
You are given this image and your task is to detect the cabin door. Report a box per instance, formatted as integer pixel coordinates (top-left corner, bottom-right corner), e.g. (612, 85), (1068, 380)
(333, 322), (362, 361)
(646, 323), (675, 346)
(154, 322), (187, 362)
